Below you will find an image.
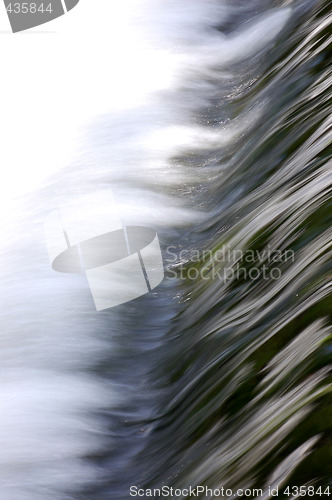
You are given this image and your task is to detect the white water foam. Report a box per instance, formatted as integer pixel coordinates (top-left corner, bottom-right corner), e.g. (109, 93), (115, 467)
(0, 1), (293, 498)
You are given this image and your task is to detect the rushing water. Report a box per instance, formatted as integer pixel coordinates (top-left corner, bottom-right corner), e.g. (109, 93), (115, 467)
(0, 0), (331, 499)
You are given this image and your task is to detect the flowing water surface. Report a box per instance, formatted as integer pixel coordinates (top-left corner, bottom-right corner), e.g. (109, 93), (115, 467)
(0, 0), (331, 499)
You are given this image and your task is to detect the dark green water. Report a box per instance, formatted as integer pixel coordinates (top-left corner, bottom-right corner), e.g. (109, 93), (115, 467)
(81, 1), (331, 498)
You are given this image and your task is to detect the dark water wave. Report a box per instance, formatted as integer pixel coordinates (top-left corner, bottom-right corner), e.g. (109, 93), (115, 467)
(85, 1), (331, 498)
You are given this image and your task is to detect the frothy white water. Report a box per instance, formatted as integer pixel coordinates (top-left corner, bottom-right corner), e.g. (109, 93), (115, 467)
(0, 1), (293, 498)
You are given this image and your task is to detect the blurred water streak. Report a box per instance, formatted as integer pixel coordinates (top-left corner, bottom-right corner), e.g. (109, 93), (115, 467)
(0, 0), (331, 499)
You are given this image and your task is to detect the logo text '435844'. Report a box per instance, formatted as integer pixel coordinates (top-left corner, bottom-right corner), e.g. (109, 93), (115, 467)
(4, 0), (79, 32)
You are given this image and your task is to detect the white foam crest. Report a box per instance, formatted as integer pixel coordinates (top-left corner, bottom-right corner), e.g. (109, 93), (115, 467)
(0, 1), (295, 498)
